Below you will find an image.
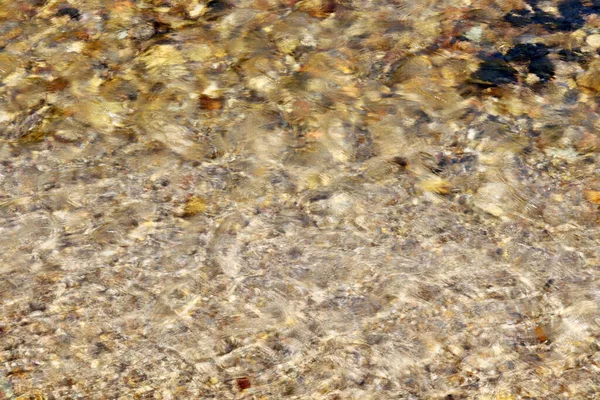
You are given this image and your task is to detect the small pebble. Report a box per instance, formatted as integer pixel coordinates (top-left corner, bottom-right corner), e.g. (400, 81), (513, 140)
(587, 34), (600, 49)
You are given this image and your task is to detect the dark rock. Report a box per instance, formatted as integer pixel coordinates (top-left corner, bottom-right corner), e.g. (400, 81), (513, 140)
(528, 56), (555, 82)
(309, 192), (331, 202)
(503, 9), (532, 27)
(207, 0), (230, 13)
(56, 7), (81, 20)
(505, 43), (549, 62)
(503, 0), (598, 32)
(126, 90), (138, 101)
(531, 10), (571, 31)
(450, 35), (470, 44)
(558, 0), (587, 22)
(92, 62), (109, 71)
(29, 301), (46, 312)
(392, 156), (409, 168)
(288, 247), (303, 258)
(558, 48), (586, 63)
(92, 342), (110, 356)
(471, 60), (518, 86)
(459, 153), (477, 164)
(150, 82), (165, 93)
(564, 89), (579, 104)
(151, 20), (173, 36)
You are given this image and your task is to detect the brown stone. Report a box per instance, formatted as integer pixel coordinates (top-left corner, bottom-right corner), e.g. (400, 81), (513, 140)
(199, 95), (223, 110)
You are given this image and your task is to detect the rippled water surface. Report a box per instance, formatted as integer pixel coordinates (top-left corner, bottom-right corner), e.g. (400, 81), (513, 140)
(1, 0), (600, 398)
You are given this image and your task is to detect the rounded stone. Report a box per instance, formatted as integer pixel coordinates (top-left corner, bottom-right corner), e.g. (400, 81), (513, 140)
(586, 34), (600, 48)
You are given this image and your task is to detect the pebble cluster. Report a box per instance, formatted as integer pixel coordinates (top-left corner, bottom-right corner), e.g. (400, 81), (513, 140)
(1, 0), (600, 398)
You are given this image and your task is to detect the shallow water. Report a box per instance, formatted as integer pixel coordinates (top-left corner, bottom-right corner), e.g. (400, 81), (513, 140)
(1, 0), (600, 398)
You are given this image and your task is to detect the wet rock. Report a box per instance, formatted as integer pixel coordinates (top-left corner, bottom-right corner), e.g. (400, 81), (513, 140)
(474, 182), (513, 217)
(500, 43), (554, 82)
(503, 9), (534, 28)
(586, 34), (600, 49)
(505, 44), (549, 62)
(577, 61), (600, 91)
(205, 0), (232, 20)
(502, 0), (597, 32)
(391, 156), (409, 169)
(574, 132), (600, 153)
(151, 20), (173, 36)
(199, 95), (223, 111)
(558, 48), (586, 63)
(471, 59), (518, 86)
(528, 56), (555, 82)
(236, 377), (251, 391)
(296, 0), (336, 18)
(584, 190), (600, 204)
(56, 7), (81, 21)
(557, 0), (587, 27)
(131, 23), (156, 41)
(182, 196), (207, 217)
(29, 301), (46, 312)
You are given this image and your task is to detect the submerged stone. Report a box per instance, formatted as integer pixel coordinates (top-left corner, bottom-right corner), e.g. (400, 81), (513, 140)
(505, 43), (549, 62)
(471, 60), (518, 86)
(503, 9), (532, 27)
(56, 7), (81, 21)
(558, 48), (586, 63)
(503, 0), (599, 32)
(528, 56), (555, 82)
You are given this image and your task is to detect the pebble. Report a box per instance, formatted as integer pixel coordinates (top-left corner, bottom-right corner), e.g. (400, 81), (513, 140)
(584, 190), (600, 204)
(474, 182), (512, 218)
(586, 34), (600, 49)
